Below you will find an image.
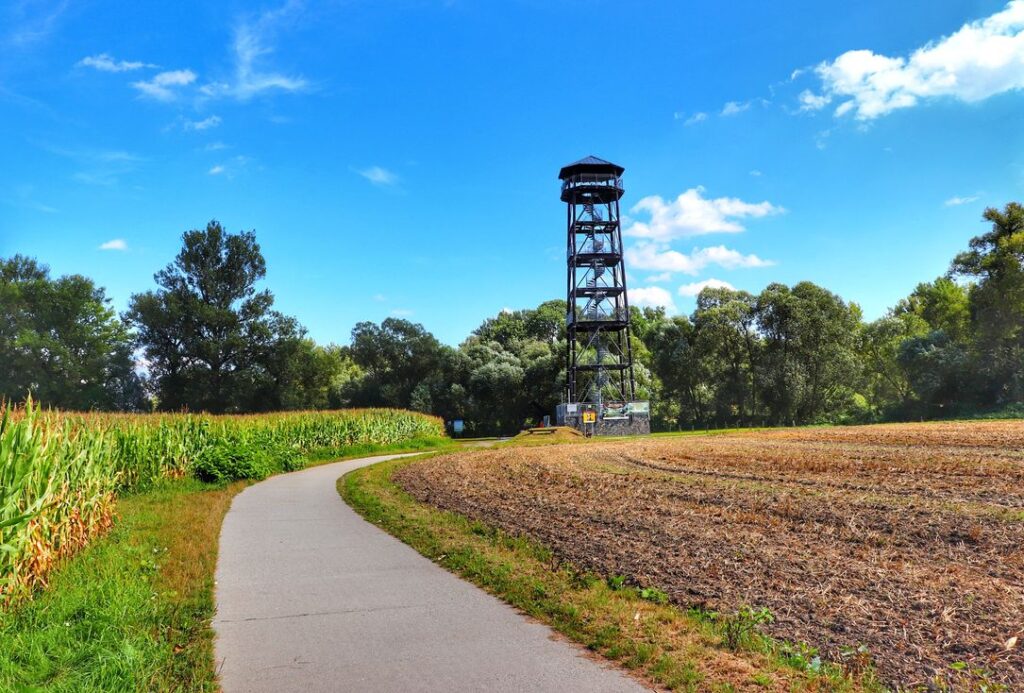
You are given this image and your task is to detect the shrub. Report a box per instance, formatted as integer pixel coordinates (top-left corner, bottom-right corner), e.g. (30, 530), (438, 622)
(193, 441), (274, 482)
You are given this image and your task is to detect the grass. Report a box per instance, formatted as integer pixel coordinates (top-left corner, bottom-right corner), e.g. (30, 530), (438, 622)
(0, 478), (242, 691)
(303, 435), (458, 465)
(0, 437), (453, 691)
(341, 454), (879, 692)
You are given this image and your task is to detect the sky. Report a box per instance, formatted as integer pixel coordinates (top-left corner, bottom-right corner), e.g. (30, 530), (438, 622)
(2, 0), (1023, 345)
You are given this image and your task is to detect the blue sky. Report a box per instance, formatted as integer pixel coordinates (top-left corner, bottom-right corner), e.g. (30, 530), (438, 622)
(2, 0), (1023, 345)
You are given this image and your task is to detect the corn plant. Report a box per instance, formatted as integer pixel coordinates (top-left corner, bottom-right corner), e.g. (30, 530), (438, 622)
(1, 400), (444, 606)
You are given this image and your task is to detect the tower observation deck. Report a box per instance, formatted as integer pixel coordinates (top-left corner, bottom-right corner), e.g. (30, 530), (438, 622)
(556, 156), (650, 435)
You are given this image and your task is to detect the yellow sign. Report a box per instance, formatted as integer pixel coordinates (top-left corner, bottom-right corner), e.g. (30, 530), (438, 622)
(582, 411), (597, 424)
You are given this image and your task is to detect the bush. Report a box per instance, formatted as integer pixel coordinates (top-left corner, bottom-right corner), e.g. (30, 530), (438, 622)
(193, 441), (275, 482)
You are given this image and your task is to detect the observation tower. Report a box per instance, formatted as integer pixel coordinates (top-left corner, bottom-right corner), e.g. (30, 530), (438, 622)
(556, 156), (649, 435)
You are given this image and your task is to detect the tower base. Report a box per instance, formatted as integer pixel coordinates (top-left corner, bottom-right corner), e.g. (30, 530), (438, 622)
(555, 401), (651, 436)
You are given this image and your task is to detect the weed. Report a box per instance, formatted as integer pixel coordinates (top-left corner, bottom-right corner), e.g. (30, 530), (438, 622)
(639, 586), (669, 605)
(607, 574), (627, 590)
(713, 605), (774, 651)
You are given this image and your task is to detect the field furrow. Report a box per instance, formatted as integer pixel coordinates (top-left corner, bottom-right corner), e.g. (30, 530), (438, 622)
(396, 422), (1024, 689)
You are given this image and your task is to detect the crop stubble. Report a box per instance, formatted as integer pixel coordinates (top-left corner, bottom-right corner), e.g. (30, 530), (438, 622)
(395, 421), (1024, 688)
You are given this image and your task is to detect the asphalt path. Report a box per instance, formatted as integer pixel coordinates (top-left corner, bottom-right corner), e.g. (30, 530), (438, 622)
(213, 453), (646, 692)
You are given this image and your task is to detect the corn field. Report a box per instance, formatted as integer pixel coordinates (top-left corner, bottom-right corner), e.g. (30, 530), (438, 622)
(0, 400), (444, 605)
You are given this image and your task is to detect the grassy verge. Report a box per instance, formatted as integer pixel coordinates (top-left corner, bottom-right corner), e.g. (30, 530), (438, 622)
(0, 479), (242, 691)
(0, 438), (450, 691)
(341, 455), (881, 692)
(303, 435), (457, 465)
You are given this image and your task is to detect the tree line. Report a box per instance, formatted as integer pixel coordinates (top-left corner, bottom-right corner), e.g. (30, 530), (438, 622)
(2, 204), (1022, 432)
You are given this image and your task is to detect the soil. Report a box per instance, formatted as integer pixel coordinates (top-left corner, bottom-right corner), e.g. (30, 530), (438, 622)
(395, 421), (1024, 689)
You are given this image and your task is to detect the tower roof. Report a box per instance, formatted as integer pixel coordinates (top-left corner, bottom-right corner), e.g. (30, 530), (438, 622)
(558, 155), (625, 180)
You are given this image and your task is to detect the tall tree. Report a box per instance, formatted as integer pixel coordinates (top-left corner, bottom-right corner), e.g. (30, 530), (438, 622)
(693, 287), (759, 422)
(126, 220), (307, 412)
(951, 202), (1024, 403)
(0, 255), (144, 410)
(894, 277), (971, 342)
(347, 318), (446, 408)
(756, 282), (861, 424)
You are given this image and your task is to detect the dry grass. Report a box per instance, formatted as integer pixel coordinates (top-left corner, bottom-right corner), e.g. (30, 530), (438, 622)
(395, 421), (1024, 689)
(504, 426), (586, 446)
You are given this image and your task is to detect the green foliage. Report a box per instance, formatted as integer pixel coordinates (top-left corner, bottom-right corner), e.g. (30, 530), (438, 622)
(126, 220), (332, 413)
(193, 441), (270, 482)
(0, 479), (235, 692)
(951, 202), (1024, 403)
(9, 201), (1024, 433)
(0, 401), (444, 605)
(347, 303), (569, 435)
(712, 605), (775, 651)
(193, 440), (306, 482)
(0, 256), (144, 411)
(638, 586), (669, 604)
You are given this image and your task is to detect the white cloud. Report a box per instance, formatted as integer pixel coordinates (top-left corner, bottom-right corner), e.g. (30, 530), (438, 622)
(626, 243), (774, 276)
(372, 293), (387, 302)
(208, 165), (226, 175)
(390, 308), (414, 317)
(624, 187), (784, 242)
(185, 115), (221, 131)
(132, 69), (197, 101)
(78, 53), (153, 72)
(721, 100), (751, 116)
(201, 1), (307, 101)
(807, 1), (1024, 120)
(99, 238), (127, 251)
(677, 111), (707, 125)
(944, 194), (980, 206)
(678, 278), (735, 297)
(204, 141), (228, 151)
(797, 89), (831, 111)
(356, 165), (398, 186)
(645, 272), (673, 283)
(749, 169), (763, 177)
(629, 286), (677, 314)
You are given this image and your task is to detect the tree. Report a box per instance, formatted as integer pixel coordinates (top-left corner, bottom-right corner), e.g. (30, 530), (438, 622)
(894, 277), (970, 342)
(126, 220), (310, 413)
(645, 315), (709, 427)
(951, 202), (1024, 403)
(860, 312), (930, 415)
(347, 318), (446, 408)
(897, 331), (970, 413)
(756, 282), (861, 424)
(0, 255), (144, 410)
(693, 287), (759, 422)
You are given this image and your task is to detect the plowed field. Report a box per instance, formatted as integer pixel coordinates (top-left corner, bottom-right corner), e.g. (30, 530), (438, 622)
(395, 422), (1024, 688)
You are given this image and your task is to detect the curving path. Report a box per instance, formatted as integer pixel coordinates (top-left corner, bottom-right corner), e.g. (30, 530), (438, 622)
(213, 453), (646, 692)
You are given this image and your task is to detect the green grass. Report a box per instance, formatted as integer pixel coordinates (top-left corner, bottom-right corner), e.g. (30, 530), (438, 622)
(341, 455), (881, 692)
(0, 479), (241, 691)
(302, 435), (457, 465)
(0, 438), (451, 691)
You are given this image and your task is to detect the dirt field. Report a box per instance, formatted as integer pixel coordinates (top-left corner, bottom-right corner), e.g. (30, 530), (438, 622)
(395, 422), (1024, 689)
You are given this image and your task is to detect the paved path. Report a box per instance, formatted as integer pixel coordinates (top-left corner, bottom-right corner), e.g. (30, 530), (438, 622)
(213, 454), (646, 692)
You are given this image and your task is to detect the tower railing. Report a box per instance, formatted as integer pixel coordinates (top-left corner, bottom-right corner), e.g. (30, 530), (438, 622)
(561, 174), (624, 196)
